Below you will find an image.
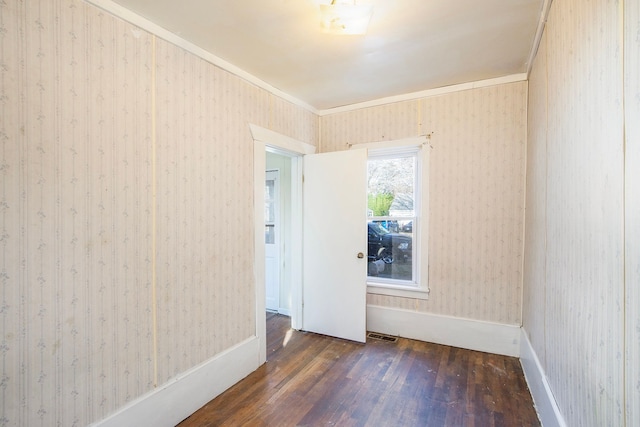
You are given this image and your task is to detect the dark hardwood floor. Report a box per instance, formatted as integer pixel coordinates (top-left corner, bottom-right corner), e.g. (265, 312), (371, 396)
(178, 313), (540, 426)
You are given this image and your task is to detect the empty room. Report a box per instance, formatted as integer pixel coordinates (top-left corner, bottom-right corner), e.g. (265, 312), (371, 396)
(1, 0), (638, 426)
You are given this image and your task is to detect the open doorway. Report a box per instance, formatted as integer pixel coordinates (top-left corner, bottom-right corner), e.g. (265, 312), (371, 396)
(265, 154), (293, 316)
(264, 169), (281, 313)
(252, 124), (315, 365)
(265, 156), (292, 362)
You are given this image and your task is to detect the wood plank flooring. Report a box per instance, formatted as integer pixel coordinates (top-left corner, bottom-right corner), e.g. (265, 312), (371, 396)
(178, 313), (540, 426)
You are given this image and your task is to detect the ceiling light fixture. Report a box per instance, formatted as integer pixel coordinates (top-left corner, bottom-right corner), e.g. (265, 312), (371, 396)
(320, 0), (373, 35)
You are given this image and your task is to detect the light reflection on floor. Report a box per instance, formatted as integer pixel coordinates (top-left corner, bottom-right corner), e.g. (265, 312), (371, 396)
(282, 328), (293, 347)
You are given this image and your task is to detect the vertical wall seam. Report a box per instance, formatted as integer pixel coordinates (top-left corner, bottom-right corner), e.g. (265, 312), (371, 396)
(619, 0), (626, 424)
(55, 0), (63, 421)
(318, 114), (323, 153)
(417, 98), (422, 136)
(543, 25), (549, 370)
(19, 1), (28, 419)
(268, 94), (273, 131)
(150, 34), (159, 388)
(110, 13), (118, 409)
(520, 81), (528, 327)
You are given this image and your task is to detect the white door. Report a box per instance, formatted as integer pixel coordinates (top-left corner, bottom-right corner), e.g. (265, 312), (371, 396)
(303, 149), (368, 343)
(265, 170), (280, 311)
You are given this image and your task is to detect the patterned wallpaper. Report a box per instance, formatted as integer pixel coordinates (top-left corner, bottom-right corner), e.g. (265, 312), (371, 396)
(270, 95), (318, 146)
(0, 0), (318, 425)
(154, 39), (260, 384)
(523, 0), (634, 425)
(522, 28), (547, 369)
(1, 2), (156, 425)
(625, 0), (640, 425)
(4, 0), (637, 426)
(320, 100), (421, 151)
(321, 82), (527, 325)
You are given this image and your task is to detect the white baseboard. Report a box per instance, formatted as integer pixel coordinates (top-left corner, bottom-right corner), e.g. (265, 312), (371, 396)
(278, 308), (291, 316)
(92, 336), (261, 427)
(520, 329), (567, 427)
(366, 305), (521, 357)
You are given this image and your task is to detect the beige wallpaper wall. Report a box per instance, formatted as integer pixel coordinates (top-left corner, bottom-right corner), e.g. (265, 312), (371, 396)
(321, 82), (527, 325)
(154, 39), (260, 384)
(523, 0), (637, 425)
(625, 0), (640, 425)
(522, 28), (547, 369)
(0, 0), (318, 425)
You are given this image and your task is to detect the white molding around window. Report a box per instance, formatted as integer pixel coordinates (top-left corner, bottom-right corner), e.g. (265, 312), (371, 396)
(351, 135), (431, 151)
(351, 136), (431, 300)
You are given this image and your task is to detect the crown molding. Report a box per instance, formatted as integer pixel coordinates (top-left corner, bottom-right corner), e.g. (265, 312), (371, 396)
(85, 0), (319, 114)
(317, 73), (528, 116)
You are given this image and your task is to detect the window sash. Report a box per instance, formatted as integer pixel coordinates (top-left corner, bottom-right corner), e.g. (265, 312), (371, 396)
(353, 136), (431, 299)
(367, 151), (418, 286)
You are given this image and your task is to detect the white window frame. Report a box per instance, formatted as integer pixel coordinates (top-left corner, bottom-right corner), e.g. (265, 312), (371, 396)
(352, 136), (430, 300)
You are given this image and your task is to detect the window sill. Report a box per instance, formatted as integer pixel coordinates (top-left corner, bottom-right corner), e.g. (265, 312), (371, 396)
(366, 282), (429, 300)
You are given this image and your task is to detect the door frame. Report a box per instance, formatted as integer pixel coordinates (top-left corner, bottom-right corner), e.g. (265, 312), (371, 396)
(251, 124), (316, 365)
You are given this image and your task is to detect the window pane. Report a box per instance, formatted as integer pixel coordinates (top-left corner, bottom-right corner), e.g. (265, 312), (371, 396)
(265, 225), (275, 244)
(265, 180), (275, 200)
(367, 157), (415, 217)
(265, 200), (275, 223)
(367, 152), (417, 284)
(367, 220), (413, 281)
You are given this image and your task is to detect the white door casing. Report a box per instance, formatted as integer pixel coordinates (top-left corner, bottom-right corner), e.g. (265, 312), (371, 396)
(252, 124), (315, 364)
(302, 149), (368, 343)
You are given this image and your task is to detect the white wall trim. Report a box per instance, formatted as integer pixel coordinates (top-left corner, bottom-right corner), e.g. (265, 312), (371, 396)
(91, 337), (260, 427)
(366, 305), (521, 357)
(85, 0), (318, 114)
(250, 124), (317, 155)
(318, 74), (528, 116)
(357, 136), (431, 299)
(526, 0), (553, 76)
(254, 140), (268, 365)
(84, 1), (531, 117)
(252, 124), (314, 337)
(520, 329), (567, 427)
(86, 1), (533, 117)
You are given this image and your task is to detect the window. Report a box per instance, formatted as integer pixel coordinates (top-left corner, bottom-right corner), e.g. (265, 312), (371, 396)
(354, 138), (430, 299)
(367, 150), (416, 282)
(265, 175), (277, 244)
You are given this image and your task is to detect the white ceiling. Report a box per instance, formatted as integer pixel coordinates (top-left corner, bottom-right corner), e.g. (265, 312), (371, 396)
(107, 0), (544, 111)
